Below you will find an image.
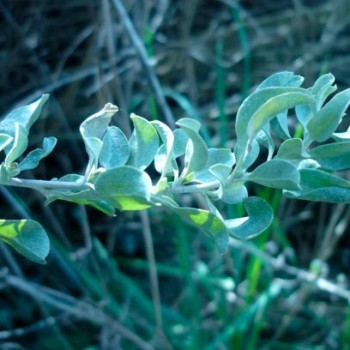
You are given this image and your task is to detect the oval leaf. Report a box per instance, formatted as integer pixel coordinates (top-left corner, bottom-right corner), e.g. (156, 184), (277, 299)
(284, 168), (350, 203)
(95, 166), (153, 210)
(249, 159), (300, 191)
(128, 114), (159, 170)
(99, 126), (129, 169)
(309, 141), (350, 170)
(0, 219), (50, 264)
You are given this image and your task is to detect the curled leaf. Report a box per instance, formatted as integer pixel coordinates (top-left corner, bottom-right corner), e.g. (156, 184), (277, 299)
(226, 197), (273, 239)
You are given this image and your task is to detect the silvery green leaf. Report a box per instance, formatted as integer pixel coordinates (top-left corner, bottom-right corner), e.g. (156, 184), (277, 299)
(209, 164), (232, 182)
(284, 168), (350, 203)
(311, 73), (335, 95)
(205, 164), (232, 200)
(176, 118), (208, 175)
(0, 134), (13, 153)
(241, 138), (260, 170)
(173, 128), (189, 158)
(311, 73), (337, 109)
(166, 202), (229, 254)
(154, 144), (167, 174)
(256, 128), (274, 160)
(152, 120), (177, 177)
(295, 104), (313, 128)
(226, 196), (273, 239)
(43, 184), (115, 216)
(80, 103), (118, 175)
(276, 138), (306, 165)
(99, 126), (129, 169)
(249, 159), (300, 191)
(194, 148), (234, 182)
(270, 111), (291, 139)
(0, 164), (9, 183)
(307, 88), (350, 142)
(5, 123), (28, 168)
(246, 89), (314, 140)
(0, 94), (49, 138)
(222, 181), (248, 204)
(309, 142), (350, 170)
(257, 71), (304, 89)
(234, 87), (313, 163)
(0, 219), (50, 264)
(39, 174), (113, 213)
(18, 136), (57, 172)
(95, 166), (153, 210)
(257, 72), (303, 140)
(128, 114), (159, 170)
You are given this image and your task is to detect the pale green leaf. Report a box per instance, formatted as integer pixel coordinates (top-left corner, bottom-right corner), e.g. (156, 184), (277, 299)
(173, 128), (189, 157)
(18, 136), (57, 172)
(41, 174), (116, 216)
(99, 126), (129, 169)
(311, 73), (335, 95)
(256, 128), (274, 160)
(194, 148), (234, 182)
(209, 164), (232, 182)
(257, 71), (304, 89)
(168, 204), (229, 254)
(80, 103), (118, 174)
(270, 111), (291, 139)
(128, 114), (159, 170)
(276, 138), (306, 165)
(226, 197), (273, 239)
(0, 134), (13, 152)
(309, 141), (350, 170)
(284, 168), (350, 203)
(295, 104), (313, 128)
(307, 88), (350, 142)
(249, 159), (300, 191)
(247, 90), (314, 139)
(311, 73), (337, 109)
(5, 123), (28, 168)
(0, 95), (49, 138)
(176, 118), (208, 175)
(257, 72), (303, 140)
(152, 120), (177, 177)
(95, 166), (153, 210)
(222, 181), (248, 204)
(0, 219), (50, 264)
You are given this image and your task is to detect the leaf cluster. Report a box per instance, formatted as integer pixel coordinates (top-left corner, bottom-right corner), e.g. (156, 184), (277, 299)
(1, 72), (350, 263)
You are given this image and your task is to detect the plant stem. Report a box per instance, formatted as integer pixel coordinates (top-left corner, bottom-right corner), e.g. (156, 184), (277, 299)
(8, 177), (92, 191)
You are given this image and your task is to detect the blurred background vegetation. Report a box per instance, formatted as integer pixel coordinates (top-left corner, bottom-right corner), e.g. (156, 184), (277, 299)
(1, 0), (350, 349)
